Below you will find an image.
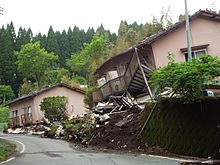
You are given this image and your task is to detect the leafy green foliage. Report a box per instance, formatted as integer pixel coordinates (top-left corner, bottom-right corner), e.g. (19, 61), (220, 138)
(19, 78), (38, 96)
(0, 85), (14, 104)
(150, 55), (220, 103)
(0, 106), (9, 123)
(43, 68), (70, 86)
(67, 36), (106, 81)
(73, 75), (86, 85)
(15, 42), (58, 87)
(60, 76), (81, 88)
(40, 96), (68, 122)
(0, 13), (173, 97)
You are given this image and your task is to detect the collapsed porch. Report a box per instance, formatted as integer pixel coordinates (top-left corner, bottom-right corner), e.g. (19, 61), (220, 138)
(93, 47), (155, 103)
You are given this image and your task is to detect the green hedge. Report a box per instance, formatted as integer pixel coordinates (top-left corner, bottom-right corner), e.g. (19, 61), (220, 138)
(142, 97), (220, 159)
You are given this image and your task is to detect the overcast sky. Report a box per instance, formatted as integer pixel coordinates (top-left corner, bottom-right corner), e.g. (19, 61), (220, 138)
(0, 0), (220, 35)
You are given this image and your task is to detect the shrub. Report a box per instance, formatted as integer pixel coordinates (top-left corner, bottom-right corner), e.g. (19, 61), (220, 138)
(0, 106), (9, 123)
(40, 96), (68, 123)
(150, 55), (220, 103)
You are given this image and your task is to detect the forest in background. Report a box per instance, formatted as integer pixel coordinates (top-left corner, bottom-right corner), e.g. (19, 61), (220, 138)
(1, 7), (219, 104)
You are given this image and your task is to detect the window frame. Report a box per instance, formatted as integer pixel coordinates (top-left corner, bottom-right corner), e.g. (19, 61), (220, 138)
(184, 48), (208, 61)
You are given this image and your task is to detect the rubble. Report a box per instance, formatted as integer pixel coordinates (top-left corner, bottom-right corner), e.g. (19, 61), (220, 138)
(92, 92), (144, 114)
(115, 114), (133, 128)
(11, 128), (25, 134)
(88, 109), (149, 152)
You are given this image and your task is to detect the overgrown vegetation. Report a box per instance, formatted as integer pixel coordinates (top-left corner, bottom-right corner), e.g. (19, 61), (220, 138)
(150, 54), (220, 103)
(0, 85), (14, 104)
(0, 106), (9, 123)
(40, 96), (68, 123)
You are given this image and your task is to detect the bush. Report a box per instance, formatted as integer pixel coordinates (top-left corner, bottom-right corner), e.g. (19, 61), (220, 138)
(0, 106), (9, 123)
(40, 96), (68, 123)
(150, 55), (220, 103)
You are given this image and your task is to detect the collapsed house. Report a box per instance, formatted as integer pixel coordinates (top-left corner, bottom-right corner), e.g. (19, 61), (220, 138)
(92, 10), (220, 109)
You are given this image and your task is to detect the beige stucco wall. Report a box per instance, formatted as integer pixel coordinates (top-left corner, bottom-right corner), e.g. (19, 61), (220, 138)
(9, 98), (35, 125)
(33, 86), (87, 122)
(9, 86), (87, 125)
(152, 17), (220, 68)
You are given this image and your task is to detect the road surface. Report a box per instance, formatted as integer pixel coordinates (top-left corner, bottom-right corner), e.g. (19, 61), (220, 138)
(0, 133), (179, 165)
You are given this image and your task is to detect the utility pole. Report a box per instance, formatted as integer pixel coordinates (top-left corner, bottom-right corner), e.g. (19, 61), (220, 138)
(184, 0), (192, 61)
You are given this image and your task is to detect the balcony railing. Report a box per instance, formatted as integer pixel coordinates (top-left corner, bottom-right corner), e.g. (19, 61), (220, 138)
(21, 113), (33, 126)
(93, 76), (126, 102)
(93, 49), (153, 103)
(9, 116), (20, 128)
(93, 51), (141, 103)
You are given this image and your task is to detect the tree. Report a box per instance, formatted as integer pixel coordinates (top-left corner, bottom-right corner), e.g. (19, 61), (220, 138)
(19, 78), (39, 96)
(85, 27), (95, 43)
(15, 27), (32, 51)
(15, 42), (58, 87)
(40, 96), (68, 122)
(42, 68), (70, 86)
(57, 30), (70, 67)
(0, 85), (14, 104)
(0, 26), (17, 87)
(67, 36), (105, 82)
(0, 106), (9, 123)
(150, 55), (220, 103)
(46, 26), (59, 56)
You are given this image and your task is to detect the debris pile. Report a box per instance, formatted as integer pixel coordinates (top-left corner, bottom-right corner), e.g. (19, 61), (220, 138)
(88, 108), (150, 152)
(6, 119), (51, 136)
(63, 114), (94, 145)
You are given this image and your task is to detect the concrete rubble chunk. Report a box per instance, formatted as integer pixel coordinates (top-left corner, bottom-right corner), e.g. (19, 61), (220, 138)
(115, 114), (133, 127)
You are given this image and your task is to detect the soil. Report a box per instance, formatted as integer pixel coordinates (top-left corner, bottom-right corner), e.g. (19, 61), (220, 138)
(87, 108), (167, 155)
(70, 109), (208, 161)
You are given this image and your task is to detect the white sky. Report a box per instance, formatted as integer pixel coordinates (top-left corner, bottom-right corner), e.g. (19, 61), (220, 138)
(0, 0), (220, 35)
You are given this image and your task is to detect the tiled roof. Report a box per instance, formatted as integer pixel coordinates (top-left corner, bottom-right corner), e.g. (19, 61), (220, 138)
(8, 83), (85, 105)
(94, 10), (220, 74)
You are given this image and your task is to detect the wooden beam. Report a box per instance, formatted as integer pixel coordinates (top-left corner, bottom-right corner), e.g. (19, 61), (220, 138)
(135, 48), (154, 101)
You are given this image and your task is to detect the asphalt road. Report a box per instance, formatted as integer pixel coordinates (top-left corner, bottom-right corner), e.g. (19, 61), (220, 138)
(0, 133), (179, 165)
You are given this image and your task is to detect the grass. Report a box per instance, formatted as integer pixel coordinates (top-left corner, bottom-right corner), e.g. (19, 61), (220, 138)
(0, 139), (16, 161)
